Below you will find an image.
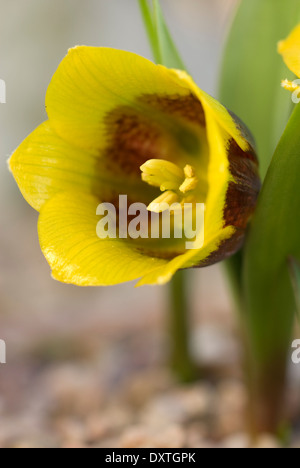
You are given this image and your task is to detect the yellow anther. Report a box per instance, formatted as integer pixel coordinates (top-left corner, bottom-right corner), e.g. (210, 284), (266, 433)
(184, 165), (196, 179)
(179, 176), (198, 194)
(140, 159), (184, 190)
(141, 159), (198, 213)
(141, 173), (179, 191)
(281, 79), (300, 92)
(147, 191), (180, 213)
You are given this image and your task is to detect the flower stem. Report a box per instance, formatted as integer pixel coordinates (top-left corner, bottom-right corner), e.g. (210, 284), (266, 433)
(226, 255), (292, 436)
(169, 270), (198, 382)
(138, 0), (185, 70)
(138, 0), (195, 382)
(138, 0), (161, 63)
(246, 355), (289, 436)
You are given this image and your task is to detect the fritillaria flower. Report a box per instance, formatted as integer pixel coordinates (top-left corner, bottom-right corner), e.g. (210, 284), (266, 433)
(9, 47), (260, 286)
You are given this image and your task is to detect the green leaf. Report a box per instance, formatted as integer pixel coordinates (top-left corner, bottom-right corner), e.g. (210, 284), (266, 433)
(152, 0), (185, 70)
(245, 102), (300, 359)
(243, 102), (300, 432)
(288, 257), (300, 323)
(138, 0), (185, 70)
(220, 0), (300, 179)
(138, 0), (160, 64)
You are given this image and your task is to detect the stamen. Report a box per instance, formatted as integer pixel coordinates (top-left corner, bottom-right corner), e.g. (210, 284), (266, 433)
(140, 159), (184, 189)
(179, 176), (198, 194)
(184, 164), (196, 178)
(281, 79), (300, 92)
(141, 159), (199, 213)
(147, 191), (179, 213)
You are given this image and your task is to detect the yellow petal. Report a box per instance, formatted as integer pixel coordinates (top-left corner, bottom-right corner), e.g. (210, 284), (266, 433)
(9, 121), (153, 212)
(46, 47), (197, 154)
(46, 47), (249, 155)
(38, 192), (167, 286)
(137, 225), (235, 286)
(278, 24), (300, 77)
(38, 191), (235, 287)
(166, 69), (250, 153)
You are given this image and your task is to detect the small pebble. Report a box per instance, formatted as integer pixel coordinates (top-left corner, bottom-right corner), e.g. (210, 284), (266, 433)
(252, 434), (281, 449)
(120, 424), (185, 449)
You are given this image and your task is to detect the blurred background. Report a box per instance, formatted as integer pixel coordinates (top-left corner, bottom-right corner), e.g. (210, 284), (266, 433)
(0, 0), (273, 448)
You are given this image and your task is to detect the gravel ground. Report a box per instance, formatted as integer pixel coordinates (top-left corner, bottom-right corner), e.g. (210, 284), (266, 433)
(0, 323), (299, 449)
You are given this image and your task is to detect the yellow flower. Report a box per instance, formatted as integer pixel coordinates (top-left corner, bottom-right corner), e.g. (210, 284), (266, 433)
(278, 24), (300, 93)
(9, 47), (260, 286)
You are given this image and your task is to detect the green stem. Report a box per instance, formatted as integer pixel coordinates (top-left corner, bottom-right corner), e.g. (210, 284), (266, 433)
(225, 251), (245, 313)
(138, 0), (161, 63)
(226, 254), (292, 435)
(288, 257), (300, 325)
(152, 0), (185, 69)
(169, 271), (198, 382)
(138, 0), (185, 69)
(247, 354), (290, 436)
(138, 0), (195, 382)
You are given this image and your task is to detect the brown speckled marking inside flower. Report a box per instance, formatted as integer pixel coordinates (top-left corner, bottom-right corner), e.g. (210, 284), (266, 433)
(139, 93), (206, 127)
(103, 94), (206, 177)
(104, 110), (162, 176)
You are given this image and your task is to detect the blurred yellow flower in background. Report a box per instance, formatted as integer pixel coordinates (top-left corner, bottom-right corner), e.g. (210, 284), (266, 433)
(9, 47), (260, 286)
(279, 24), (300, 96)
